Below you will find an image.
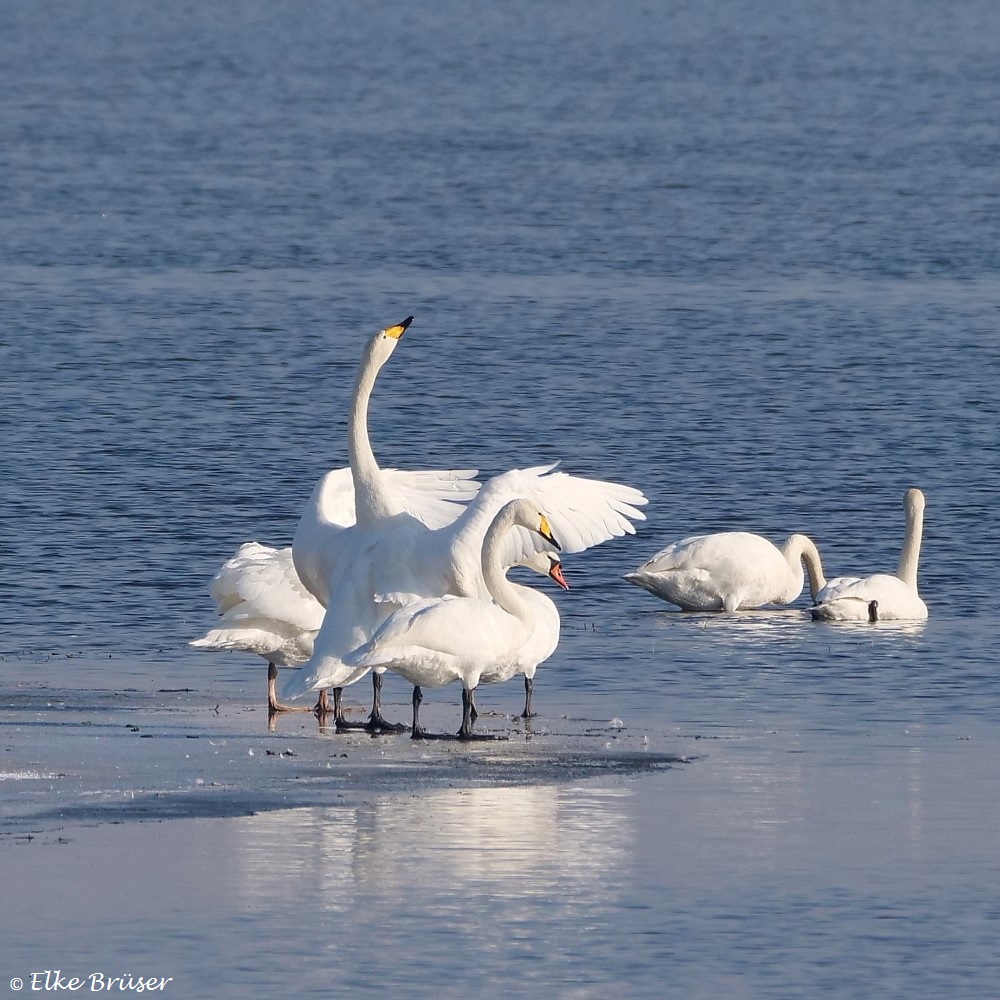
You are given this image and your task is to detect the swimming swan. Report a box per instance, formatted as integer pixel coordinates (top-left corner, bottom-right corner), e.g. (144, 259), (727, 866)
(624, 531), (826, 612)
(345, 499), (565, 740)
(810, 488), (928, 622)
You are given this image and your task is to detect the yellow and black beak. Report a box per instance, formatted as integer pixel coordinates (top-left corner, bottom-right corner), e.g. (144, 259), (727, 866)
(384, 316), (413, 340)
(537, 514), (561, 551)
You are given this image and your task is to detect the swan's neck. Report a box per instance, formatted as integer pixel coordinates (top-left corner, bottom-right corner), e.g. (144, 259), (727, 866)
(782, 534), (827, 600)
(448, 490), (507, 558)
(481, 509), (534, 626)
(349, 339), (398, 524)
(896, 493), (924, 590)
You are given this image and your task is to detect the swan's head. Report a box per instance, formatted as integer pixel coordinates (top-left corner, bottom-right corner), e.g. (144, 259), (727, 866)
(499, 499), (563, 558)
(905, 487), (925, 514)
(519, 549), (570, 590)
(868, 599), (879, 623)
(383, 316), (413, 341)
(536, 513), (561, 551)
(363, 316), (413, 369)
(546, 553), (570, 591)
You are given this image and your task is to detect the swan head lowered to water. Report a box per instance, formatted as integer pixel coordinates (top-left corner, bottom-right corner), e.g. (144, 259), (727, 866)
(624, 530), (826, 612)
(811, 487), (928, 622)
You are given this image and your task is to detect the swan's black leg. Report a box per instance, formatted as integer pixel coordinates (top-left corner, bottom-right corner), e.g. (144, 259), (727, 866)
(458, 687), (499, 741)
(520, 676), (537, 719)
(329, 686), (365, 731)
(409, 685), (453, 740)
(469, 687), (479, 722)
(411, 685), (426, 739)
(364, 671), (408, 733)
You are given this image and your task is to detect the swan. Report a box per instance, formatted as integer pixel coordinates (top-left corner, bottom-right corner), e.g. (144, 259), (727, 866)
(811, 488), (928, 622)
(624, 531), (826, 612)
(344, 499), (565, 740)
(287, 316), (488, 730)
(190, 542), (324, 714)
(191, 543), (568, 722)
(283, 320), (647, 711)
(291, 317), (481, 609)
(285, 460), (646, 706)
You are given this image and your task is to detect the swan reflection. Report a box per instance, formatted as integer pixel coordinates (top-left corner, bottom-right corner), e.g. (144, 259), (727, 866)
(232, 784), (632, 908)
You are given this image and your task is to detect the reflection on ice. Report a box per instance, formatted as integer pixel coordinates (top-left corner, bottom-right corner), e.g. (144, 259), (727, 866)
(232, 784), (633, 909)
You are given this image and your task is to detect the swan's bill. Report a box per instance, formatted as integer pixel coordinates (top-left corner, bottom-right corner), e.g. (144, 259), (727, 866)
(548, 558), (570, 591)
(384, 316), (414, 340)
(538, 513), (561, 551)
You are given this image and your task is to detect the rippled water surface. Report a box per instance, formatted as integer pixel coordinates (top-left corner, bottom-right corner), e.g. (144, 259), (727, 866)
(3, 0), (999, 997)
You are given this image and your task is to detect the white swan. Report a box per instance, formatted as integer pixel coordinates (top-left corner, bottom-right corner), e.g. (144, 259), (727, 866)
(190, 540), (568, 719)
(345, 500), (565, 740)
(190, 542), (324, 713)
(291, 317), (481, 610)
(285, 461), (645, 704)
(811, 488), (928, 622)
(286, 316), (491, 730)
(284, 320), (647, 711)
(624, 531), (826, 612)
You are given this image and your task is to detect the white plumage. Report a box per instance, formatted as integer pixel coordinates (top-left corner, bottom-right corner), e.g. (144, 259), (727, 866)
(190, 542), (324, 713)
(811, 488), (928, 622)
(625, 531), (826, 612)
(345, 499), (566, 740)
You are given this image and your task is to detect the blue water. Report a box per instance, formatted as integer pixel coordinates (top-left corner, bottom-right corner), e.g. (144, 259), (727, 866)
(3, 0), (1000, 997)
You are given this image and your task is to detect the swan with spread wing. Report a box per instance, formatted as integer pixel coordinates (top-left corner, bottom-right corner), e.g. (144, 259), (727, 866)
(282, 316), (647, 718)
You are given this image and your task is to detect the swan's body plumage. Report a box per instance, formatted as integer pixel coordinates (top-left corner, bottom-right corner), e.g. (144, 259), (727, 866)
(624, 531), (825, 612)
(811, 488), (928, 622)
(286, 460), (643, 699)
(190, 541), (324, 667)
(812, 573), (927, 621)
(346, 499), (565, 738)
(291, 465), (481, 609)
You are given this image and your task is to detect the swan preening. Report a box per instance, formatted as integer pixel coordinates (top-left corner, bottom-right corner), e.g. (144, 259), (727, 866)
(624, 532), (826, 612)
(810, 488), (928, 622)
